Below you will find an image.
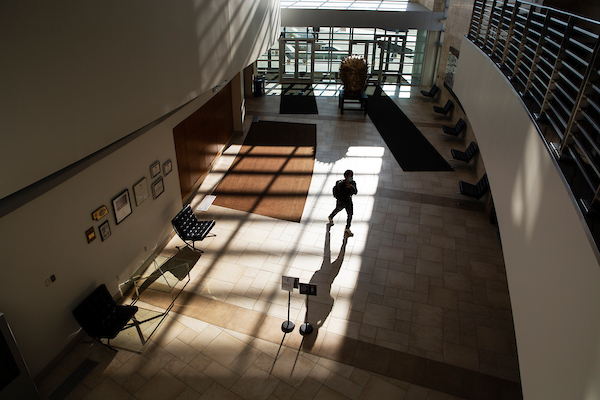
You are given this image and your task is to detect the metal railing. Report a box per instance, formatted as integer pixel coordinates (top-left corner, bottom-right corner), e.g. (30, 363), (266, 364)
(468, 0), (600, 246)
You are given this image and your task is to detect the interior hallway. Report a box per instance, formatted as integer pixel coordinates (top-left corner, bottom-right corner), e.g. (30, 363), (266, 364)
(37, 86), (521, 400)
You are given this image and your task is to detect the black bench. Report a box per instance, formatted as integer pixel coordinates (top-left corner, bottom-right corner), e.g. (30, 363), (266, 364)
(442, 118), (467, 137)
(459, 173), (489, 200)
(420, 84), (439, 98)
(451, 142), (479, 164)
(172, 204), (216, 253)
(433, 100), (454, 115)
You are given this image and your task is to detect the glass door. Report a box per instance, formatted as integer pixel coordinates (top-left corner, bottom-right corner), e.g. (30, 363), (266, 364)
(349, 40), (376, 84)
(375, 33), (406, 85)
(279, 38), (315, 84)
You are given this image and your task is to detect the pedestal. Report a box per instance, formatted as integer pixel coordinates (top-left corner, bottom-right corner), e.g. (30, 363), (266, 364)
(281, 320), (295, 333)
(299, 322), (313, 335)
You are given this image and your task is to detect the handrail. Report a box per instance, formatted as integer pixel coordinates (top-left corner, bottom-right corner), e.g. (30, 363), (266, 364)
(507, 0), (600, 26)
(468, 0), (600, 250)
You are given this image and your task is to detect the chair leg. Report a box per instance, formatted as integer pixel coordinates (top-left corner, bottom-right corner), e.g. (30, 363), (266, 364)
(131, 317), (146, 346)
(176, 241), (204, 253)
(97, 338), (118, 352)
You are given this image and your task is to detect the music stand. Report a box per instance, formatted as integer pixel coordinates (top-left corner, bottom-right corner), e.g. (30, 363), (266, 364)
(281, 276), (299, 333)
(299, 283), (317, 335)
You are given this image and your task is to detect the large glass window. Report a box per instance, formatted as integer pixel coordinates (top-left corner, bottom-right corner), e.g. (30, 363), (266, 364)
(280, 1), (410, 11)
(256, 27), (428, 86)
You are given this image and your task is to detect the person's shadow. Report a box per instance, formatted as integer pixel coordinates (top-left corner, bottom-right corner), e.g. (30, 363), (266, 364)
(301, 225), (348, 350)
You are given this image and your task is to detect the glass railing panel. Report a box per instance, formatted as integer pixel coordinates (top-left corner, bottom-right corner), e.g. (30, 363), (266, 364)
(549, 87), (573, 118)
(546, 104), (567, 138)
(574, 141), (600, 189)
(576, 122), (600, 164)
(529, 85), (544, 109)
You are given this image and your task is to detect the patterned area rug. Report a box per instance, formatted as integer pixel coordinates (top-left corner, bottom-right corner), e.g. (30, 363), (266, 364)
(212, 121), (316, 222)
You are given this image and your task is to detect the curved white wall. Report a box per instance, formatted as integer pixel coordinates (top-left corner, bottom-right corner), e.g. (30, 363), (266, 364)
(454, 38), (600, 399)
(0, 0), (280, 200)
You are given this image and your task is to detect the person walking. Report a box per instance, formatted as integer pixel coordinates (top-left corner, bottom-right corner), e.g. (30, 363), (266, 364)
(328, 169), (357, 237)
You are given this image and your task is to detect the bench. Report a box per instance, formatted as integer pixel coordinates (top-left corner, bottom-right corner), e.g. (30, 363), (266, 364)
(450, 142), (479, 164)
(420, 84), (439, 98)
(433, 100), (454, 115)
(442, 118), (467, 137)
(459, 173), (489, 200)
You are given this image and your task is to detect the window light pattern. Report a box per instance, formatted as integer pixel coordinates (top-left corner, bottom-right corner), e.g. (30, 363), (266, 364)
(281, 1), (409, 11)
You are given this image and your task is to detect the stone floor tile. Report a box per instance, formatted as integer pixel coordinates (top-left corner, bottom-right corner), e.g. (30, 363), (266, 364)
(358, 375), (407, 400)
(84, 378), (132, 400)
(134, 370), (187, 400)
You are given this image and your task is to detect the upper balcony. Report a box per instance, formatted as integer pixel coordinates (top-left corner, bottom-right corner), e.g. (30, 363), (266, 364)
(467, 0), (600, 253)
(281, 0), (445, 31)
(455, 2), (600, 399)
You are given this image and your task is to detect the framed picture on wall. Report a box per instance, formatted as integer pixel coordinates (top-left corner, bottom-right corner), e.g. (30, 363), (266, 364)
(85, 227), (96, 244)
(163, 159), (172, 175)
(150, 161), (161, 178)
(99, 221), (111, 241)
(112, 189), (132, 224)
(91, 205), (109, 221)
(152, 178), (164, 199)
(133, 177), (149, 206)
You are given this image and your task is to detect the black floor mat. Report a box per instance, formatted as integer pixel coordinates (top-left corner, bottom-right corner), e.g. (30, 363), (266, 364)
(280, 95), (318, 114)
(279, 84), (318, 114)
(367, 88), (453, 172)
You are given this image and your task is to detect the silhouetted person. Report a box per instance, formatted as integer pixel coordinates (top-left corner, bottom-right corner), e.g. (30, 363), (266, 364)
(328, 169), (357, 237)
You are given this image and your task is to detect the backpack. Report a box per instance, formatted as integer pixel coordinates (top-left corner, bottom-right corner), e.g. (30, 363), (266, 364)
(332, 180), (343, 199)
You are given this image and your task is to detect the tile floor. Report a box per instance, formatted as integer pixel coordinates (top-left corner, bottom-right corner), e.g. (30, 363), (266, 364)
(37, 85), (521, 400)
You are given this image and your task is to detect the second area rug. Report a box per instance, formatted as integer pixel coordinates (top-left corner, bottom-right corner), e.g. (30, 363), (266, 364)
(212, 121), (316, 223)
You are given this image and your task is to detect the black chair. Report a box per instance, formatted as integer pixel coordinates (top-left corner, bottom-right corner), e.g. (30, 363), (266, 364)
(459, 173), (489, 200)
(420, 84), (439, 98)
(73, 284), (144, 350)
(172, 204), (216, 252)
(442, 118), (467, 137)
(451, 142), (479, 164)
(433, 100), (454, 115)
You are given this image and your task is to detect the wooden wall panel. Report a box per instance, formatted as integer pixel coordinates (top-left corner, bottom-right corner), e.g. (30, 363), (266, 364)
(173, 83), (233, 199)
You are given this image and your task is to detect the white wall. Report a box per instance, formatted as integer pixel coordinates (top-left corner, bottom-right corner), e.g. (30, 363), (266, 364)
(0, 0), (279, 377)
(0, 112), (180, 376)
(454, 38), (600, 400)
(0, 0), (280, 200)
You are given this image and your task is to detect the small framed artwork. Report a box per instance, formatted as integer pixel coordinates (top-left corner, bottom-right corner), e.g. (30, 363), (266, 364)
(91, 205), (109, 221)
(112, 189), (132, 224)
(99, 221), (111, 241)
(152, 178), (164, 199)
(133, 177), (149, 206)
(150, 161), (161, 178)
(163, 159), (172, 176)
(85, 227), (96, 244)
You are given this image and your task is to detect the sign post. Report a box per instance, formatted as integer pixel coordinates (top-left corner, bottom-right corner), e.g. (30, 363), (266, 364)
(281, 276), (299, 333)
(299, 283), (317, 335)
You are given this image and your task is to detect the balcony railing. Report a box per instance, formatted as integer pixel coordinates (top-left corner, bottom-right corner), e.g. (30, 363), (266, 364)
(468, 0), (600, 248)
